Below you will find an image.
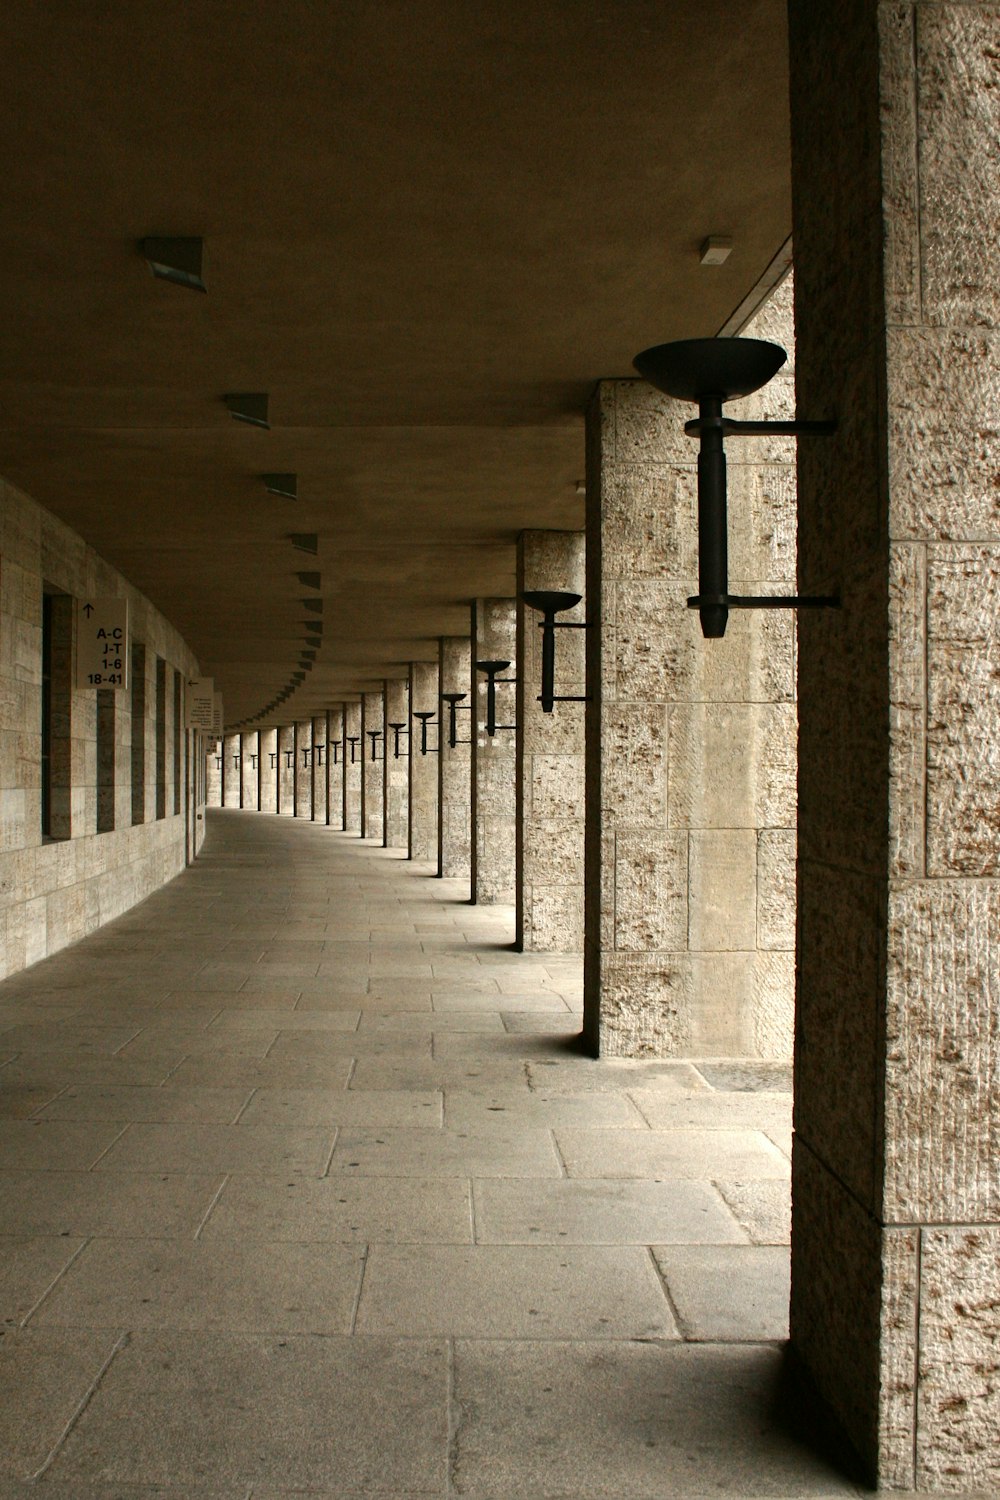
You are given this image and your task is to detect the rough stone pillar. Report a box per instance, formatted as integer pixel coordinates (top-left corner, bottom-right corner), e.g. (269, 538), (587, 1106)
(408, 661), (439, 863)
(206, 740), (222, 807)
(258, 727), (277, 813)
(583, 298), (797, 1058)
(360, 691), (384, 840)
(239, 731), (257, 809)
(437, 635), (472, 879)
(311, 714), (327, 822)
(788, 5), (1000, 1490)
(293, 720), (312, 818)
(222, 732), (240, 808)
(277, 724), (295, 815)
(326, 706), (344, 829)
(471, 598), (517, 903)
(516, 531), (586, 950)
(342, 700), (362, 834)
(383, 678), (409, 849)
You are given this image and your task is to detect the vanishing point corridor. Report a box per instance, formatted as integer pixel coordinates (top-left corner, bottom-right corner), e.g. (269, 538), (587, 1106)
(0, 809), (856, 1498)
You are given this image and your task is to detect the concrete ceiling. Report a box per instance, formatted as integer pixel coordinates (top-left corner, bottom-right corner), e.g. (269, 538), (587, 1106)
(0, 0), (791, 726)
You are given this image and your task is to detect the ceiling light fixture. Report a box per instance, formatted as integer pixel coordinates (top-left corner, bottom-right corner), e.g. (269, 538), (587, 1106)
(225, 394), (270, 429)
(262, 473), (296, 499)
(141, 236), (206, 291)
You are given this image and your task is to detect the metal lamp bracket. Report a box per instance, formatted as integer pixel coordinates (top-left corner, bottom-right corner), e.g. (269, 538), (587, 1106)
(476, 660), (518, 737)
(412, 711), (439, 755)
(632, 337), (841, 638)
(521, 591), (592, 714)
(441, 693), (472, 748)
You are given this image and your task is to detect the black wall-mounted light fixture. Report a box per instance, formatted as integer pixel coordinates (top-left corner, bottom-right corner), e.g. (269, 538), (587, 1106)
(367, 729), (383, 762)
(141, 236), (206, 292)
(412, 711), (438, 755)
(225, 393), (270, 429)
(476, 660), (517, 737)
(522, 592), (589, 714)
(346, 735), (360, 764)
(263, 473), (297, 499)
(632, 336), (839, 639)
(329, 738), (345, 765)
(387, 722), (408, 758)
(441, 692), (472, 749)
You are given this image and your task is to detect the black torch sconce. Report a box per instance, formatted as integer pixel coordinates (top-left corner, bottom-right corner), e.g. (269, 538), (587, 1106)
(387, 722), (408, 758)
(412, 711), (438, 755)
(521, 592), (590, 714)
(329, 738), (345, 765)
(346, 735), (360, 764)
(441, 692), (472, 748)
(631, 336), (839, 640)
(367, 729), (383, 762)
(475, 660), (517, 738)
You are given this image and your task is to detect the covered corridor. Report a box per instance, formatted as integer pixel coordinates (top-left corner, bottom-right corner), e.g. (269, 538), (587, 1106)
(0, 808), (852, 1498)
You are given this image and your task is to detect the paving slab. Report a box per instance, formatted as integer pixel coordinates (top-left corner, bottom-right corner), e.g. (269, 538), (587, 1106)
(445, 1087), (645, 1132)
(328, 1126), (562, 1178)
(0, 1327), (122, 1481)
(715, 1180), (792, 1245)
(0, 1169), (224, 1238)
(473, 1178), (747, 1246)
(31, 1238), (365, 1334)
(38, 1086), (253, 1124)
(165, 1055), (354, 1090)
(451, 1340), (858, 1498)
(46, 1331), (448, 1492)
(0, 1081), (64, 1118)
(237, 1086), (442, 1128)
(0, 1235), (86, 1326)
(201, 1172), (474, 1243)
(94, 1123), (335, 1176)
(0, 1120), (125, 1171)
(356, 1244), (676, 1339)
(527, 1058), (711, 1094)
(555, 1128), (790, 1180)
(652, 1244), (791, 1341)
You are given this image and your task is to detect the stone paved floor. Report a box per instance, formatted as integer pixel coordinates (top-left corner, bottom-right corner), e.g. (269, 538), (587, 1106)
(0, 809), (868, 1499)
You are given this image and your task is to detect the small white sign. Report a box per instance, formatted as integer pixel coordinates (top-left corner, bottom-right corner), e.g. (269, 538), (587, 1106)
(76, 598), (129, 690)
(186, 676), (215, 731)
(212, 692), (224, 735)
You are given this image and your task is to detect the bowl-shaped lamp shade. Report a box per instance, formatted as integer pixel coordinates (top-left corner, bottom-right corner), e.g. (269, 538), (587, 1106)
(522, 590), (582, 617)
(476, 659), (512, 675)
(632, 337), (787, 404)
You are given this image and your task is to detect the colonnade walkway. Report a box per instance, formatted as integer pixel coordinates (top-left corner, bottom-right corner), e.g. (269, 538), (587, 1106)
(0, 810), (860, 1498)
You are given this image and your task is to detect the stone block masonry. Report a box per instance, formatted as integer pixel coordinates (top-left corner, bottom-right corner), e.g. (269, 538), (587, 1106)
(383, 678), (408, 849)
(583, 277), (797, 1059)
(408, 662), (438, 863)
(438, 636), (471, 880)
(0, 476), (203, 980)
(471, 599), (516, 904)
(361, 692), (384, 841)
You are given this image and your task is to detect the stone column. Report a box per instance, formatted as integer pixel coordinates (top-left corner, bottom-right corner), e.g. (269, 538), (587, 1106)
(408, 661), (439, 863)
(277, 724), (295, 815)
(360, 691), (384, 840)
(311, 714), (327, 822)
(383, 678), (409, 849)
(222, 732), (240, 807)
(516, 531), (586, 950)
(239, 731), (257, 809)
(326, 706), (344, 829)
(788, 5), (1000, 1489)
(293, 720), (312, 818)
(583, 288), (797, 1058)
(342, 700), (362, 834)
(206, 739), (222, 807)
(471, 598), (517, 903)
(438, 635), (472, 880)
(259, 727), (278, 813)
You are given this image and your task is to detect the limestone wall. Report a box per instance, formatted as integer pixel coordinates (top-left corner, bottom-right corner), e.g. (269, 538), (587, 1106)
(0, 477), (203, 980)
(583, 279), (797, 1057)
(408, 662), (438, 863)
(471, 599), (517, 903)
(383, 678), (409, 849)
(516, 531), (585, 951)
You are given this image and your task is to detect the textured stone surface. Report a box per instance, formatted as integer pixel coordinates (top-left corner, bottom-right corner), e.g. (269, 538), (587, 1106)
(917, 1226), (1000, 1491)
(438, 636), (471, 880)
(342, 700), (361, 834)
(360, 692), (383, 841)
(471, 599), (516, 904)
(382, 677), (408, 849)
(884, 880), (1000, 1222)
(408, 662), (438, 863)
(584, 294), (797, 1061)
(325, 707), (343, 828)
(0, 480), (201, 982)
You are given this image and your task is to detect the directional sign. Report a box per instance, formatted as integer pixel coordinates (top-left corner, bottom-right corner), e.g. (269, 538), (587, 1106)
(212, 692), (224, 735)
(76, 598), (129, 690)
(186, 677), (215, 731)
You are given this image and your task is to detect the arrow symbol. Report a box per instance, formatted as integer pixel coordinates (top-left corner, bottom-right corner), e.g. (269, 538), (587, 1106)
(82, 602), (94, 617)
